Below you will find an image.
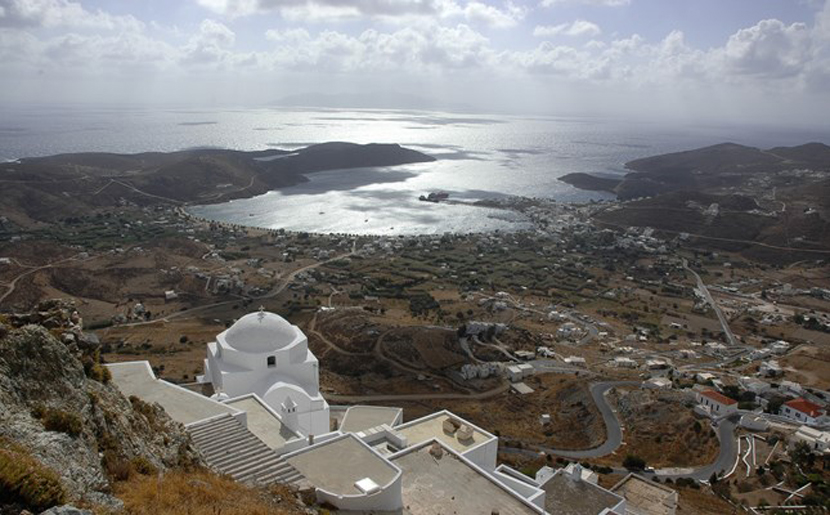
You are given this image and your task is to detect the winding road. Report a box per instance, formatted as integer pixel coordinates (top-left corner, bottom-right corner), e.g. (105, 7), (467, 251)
(503, 380), (740, 480)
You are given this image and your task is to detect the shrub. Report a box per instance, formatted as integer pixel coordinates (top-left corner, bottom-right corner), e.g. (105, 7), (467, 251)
(131, 456), (158, 476)
(35, 407), (83, 437)
(0, 443), (66, 512)
(623, 455), (646, 470)
(102, 450), (133, 482)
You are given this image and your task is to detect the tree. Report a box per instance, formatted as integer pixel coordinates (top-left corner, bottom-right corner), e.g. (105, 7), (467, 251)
(709, 472), (719, 484)
(623, 455), (646, 470)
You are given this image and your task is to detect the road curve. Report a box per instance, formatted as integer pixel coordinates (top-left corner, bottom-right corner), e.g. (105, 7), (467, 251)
(502, 381), (739, 480)
(509, 381), (639, 459)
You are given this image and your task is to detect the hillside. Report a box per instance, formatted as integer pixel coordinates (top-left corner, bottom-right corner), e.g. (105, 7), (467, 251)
(0, 300), (202, 512)
(0, 300), (310, 514)
(0, 143), (435, 226)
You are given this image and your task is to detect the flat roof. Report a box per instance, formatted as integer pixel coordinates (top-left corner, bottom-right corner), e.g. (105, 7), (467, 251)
(340, 405), (401, 433)
(286, 435), (398, 497)
(223, 396), (299, 450)
(107, 362), (236, 425)
(396, 412), (492, 453)
(540, 470), (623, 515)
(611, 474), (677, 515)
(391, 444), (538, 515)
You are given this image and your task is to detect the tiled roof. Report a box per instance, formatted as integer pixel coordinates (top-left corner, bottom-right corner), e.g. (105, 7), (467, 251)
(785, 398), (824, 418)
(700, 390), (737, 406)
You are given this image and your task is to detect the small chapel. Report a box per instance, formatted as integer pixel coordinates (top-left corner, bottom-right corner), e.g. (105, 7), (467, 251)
(202, 308), (330, 436)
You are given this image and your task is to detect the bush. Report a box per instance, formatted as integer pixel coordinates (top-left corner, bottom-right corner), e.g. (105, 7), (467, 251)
(102, 451), (133, 482)
(131, 456), (158, 476)
(623, 455), (646, 470)
(34, 407), (83, 437)
(0, 443), (66, 512)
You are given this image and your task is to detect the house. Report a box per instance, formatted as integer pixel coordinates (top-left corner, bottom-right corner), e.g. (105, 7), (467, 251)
(515, 350), (536, 361)
(696, 390), (738, 417)
(780, 380), (804, 396)
(790, 426), (830, 454)
(770, 340), (791, 354)
(695, 372), (716, 384)
(612, 357), (638, 368)
(644, 377), (672, 390)
(506, 363), (534, 382)
(738, 376), (771, 395)
(781, 398), (828, 427)
(564, 356), (587, 367)
(759, 360), (783, 377)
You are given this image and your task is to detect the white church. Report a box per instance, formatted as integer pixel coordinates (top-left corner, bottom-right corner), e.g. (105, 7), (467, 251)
(201, 308), (330, 436)
(108, 307), (665, 514)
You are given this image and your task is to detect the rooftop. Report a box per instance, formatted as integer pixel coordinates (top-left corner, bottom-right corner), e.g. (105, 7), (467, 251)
(107, 361), (236, 425)
(611, 473), (678, 515)
(540, 470), (623, 515)
(286, 435), (398, 497)
(391, 443), (539, 515)
(785, 398), (824, 417)
(396, 412), (493, 453)
(340, 405), (402, 433)
(223, 395), (299, 449)
(700, 389), (737, 406)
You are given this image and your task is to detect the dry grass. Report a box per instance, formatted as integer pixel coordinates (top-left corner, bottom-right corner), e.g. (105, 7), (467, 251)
(115, 470), (306, 515)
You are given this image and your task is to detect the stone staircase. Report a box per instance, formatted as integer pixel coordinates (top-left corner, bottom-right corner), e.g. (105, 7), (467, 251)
(187, 414), (306, 487)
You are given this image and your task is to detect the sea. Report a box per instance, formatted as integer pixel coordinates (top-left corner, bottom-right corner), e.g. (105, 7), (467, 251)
(2, 104), (828, 236)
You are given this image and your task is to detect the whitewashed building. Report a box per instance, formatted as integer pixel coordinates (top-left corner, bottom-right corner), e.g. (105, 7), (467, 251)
(201, 308), (330, 436)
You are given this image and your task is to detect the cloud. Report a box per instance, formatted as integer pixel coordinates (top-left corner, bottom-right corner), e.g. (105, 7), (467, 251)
(719, 19), (813, 78)
(0, 0), (143, 31)
(263, 23), (494, 72)
(534, 20), (601, 37)
(540, 0), (630, 7)
(196, 0), (525, 27)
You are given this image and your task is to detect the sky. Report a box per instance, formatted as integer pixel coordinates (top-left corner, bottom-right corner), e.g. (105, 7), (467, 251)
(1, 0), (829, 124)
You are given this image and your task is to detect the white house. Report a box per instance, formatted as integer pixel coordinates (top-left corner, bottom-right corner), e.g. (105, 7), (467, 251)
(696, 390), (738, 417)
(644, 377), (672, 390)
(201, 308), (330, 436)
(790, 425), (830, 454)
(781, 398), (828, 427)
(738, 376), (771, 395)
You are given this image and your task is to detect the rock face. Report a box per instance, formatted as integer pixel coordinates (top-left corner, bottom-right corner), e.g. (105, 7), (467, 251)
(0, 300), (202, 511)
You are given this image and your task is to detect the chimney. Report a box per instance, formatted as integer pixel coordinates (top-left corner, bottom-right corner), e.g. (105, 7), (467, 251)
(570, 464), (583, 481)
(308, 434), (315, 446)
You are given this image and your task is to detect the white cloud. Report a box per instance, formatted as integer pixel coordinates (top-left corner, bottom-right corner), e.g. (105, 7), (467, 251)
(718, 19), (812, 78)
(196, 0), (525, 27)
(540, 0), (630, 7)
(0, 0), (143, 31)
(534, 20), (601, 37)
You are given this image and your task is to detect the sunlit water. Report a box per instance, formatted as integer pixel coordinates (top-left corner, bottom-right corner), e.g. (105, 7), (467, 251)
(2, 105), (827, 235)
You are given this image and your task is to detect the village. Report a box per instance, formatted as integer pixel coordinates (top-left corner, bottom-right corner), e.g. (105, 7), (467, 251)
(2, 192), (830, 513)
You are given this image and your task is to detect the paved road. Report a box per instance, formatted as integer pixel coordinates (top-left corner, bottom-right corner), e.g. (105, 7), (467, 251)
(502, 381), (740, 480)
(504, 381), (638, 459)
(683, 259), (738, 346)
(648, 416), (739, 480)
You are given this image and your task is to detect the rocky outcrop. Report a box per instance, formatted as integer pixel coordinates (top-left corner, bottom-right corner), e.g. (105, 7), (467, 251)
(0, 300), (202, 512)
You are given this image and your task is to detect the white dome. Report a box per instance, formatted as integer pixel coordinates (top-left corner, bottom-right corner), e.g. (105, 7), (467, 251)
(222, 310), (298, 353)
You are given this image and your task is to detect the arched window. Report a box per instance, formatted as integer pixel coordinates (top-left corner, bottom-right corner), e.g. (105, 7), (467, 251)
(267, 356), (276, 367)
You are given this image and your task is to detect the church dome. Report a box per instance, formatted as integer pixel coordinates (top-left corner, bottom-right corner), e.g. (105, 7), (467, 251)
(222, 310), (299, 353)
